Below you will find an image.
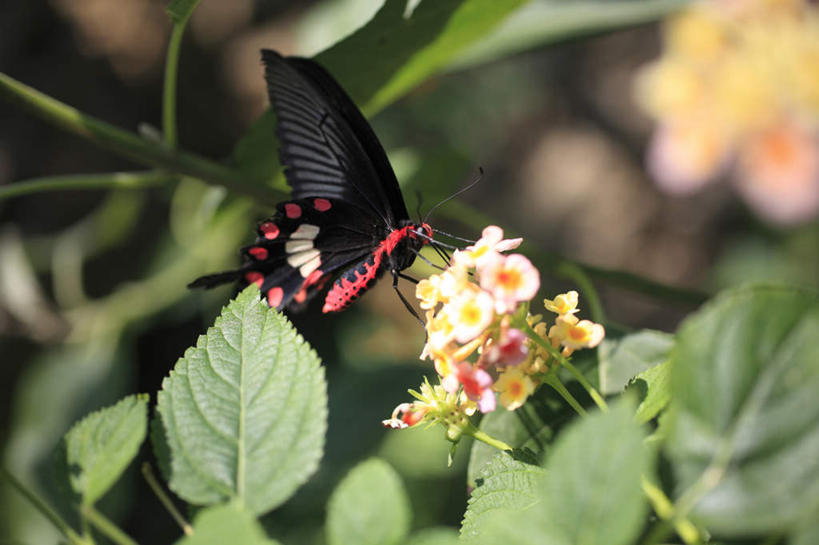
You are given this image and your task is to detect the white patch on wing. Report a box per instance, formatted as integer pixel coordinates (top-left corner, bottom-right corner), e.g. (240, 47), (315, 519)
(286, 239), (313, 254)
(287, 248), (320, 268)
(299, 254), (322, 277)
(290, 224), (319, 240)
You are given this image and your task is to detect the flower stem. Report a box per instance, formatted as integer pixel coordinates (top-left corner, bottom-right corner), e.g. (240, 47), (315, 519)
(641, 476), (703, 545)
(520, 320), (608, 412)
(469, 428), (513, 451)
(0, 171), (174, 201)
(0, 466), (91, 545)
(0, 72), (277, 202)
(560, 359), (608, 412)
(163, 7), (194, 149)
(82, 505), (139, 545)
(542, 372), (587, 416)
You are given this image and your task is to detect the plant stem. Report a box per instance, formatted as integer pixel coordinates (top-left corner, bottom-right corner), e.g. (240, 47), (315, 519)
(0, 72), (277, 202)
(0, 171), (174, 201)
(141, 463), (193, 536)
(163, 9), (194, 149)
(520, 320), (608, 412)
(0, 466), (91, 545)
(559, 359), (608, 412)
(82, 505), (139, 545)
(541, 373), (586, 416)
(469, 428), (513, 451)
(642, 476), (703, 545)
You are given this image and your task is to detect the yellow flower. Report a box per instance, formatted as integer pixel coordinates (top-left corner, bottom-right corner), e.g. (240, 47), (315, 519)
(494, 367), (535, 410)
(416, 275), (442, 310)
(447, 291), (495, 344)
(553, 318), (606, 351)
(544, 291), (579, 316)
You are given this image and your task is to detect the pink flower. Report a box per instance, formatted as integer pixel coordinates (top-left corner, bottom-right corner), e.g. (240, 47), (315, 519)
(486, 328), (528, 367)
(734, 121), (819, 225)
(479, 253), (540, 314)
(454, 362), (496, 413)
(454, 225), (522, 269)
(646, 121), (730, 194)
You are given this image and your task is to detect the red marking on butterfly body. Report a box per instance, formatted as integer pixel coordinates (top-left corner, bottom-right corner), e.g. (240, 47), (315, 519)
(322, 224), (432, 313)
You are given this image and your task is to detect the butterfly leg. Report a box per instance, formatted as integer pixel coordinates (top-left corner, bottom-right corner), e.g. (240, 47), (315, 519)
(392, 272), (424, 326)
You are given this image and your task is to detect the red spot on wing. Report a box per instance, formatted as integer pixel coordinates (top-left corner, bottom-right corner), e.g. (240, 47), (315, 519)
(267, 287), (284, 307)
(260, 222), (279, 240)
(245, 271), (264, 287)
(294, 287), (307, 303)
(285, 203), (302, 218)
(248, 246), (268, 260)
(304, 269), (323, 287)
(313, 198), (332, 212)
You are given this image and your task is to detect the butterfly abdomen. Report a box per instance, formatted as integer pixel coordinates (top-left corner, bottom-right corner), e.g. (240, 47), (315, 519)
(323, 251), (387, 312)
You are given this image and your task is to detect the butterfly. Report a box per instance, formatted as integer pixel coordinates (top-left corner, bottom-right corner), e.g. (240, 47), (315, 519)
(190, 49), (439, 314)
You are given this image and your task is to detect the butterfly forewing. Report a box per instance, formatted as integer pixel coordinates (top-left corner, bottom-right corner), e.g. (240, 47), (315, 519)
(262, 50), (409, 227)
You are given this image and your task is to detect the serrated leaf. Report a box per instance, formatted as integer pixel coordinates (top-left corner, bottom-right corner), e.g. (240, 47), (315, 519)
(461, 454), (546, 540)
(166, 0), (201, 23)
(404, 527), (459, 545)
(157, 285), (327, 515)
(468, 399), (652, 545)
(326, 458), (410, 545)
(632, 360), (671, 423)
(233, 0), (525, 184)
(174, 502), (280, 545)
(599, 329), (674, 395)
(666, 285), (819, 537)
(60, 394), (148, 505)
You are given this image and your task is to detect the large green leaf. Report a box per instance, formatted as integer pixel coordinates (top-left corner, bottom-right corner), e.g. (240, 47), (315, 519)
(599, 329), (674, 395)
(156, 285), (327, 515)
(232, 0), (526, 184)
(404, 527), (460, 545)
(450, 0), (688, 70)
(461, 454), (546, 540)
(59, 394), (148, 505)
(666, 285), (819, 536)
(466, 407), (552, 487)
(175, 502), (280, 545)
(468, 399), (652, 545)
(326, 458), (411, 545)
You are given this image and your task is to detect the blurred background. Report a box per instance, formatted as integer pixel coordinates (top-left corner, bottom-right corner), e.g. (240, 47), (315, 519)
(2, 0), (818, 543)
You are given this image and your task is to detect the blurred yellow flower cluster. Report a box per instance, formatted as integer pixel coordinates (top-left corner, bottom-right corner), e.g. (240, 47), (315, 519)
(635, 0), (819, 224)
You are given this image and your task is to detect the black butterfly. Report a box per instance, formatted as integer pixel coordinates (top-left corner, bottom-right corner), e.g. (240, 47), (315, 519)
(190, 50), (437, 314)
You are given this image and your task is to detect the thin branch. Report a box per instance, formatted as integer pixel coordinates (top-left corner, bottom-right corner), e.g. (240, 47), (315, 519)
(0, 171), (174, 201)
(0, 72), (278, 202)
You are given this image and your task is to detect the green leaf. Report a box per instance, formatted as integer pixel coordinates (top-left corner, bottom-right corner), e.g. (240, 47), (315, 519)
(467, 409), (550, 487)
(157, 285), (327, 515)
(632, 360), (671, 423)
(326, 458), (411, 545)
(469, 399), (652, 545)
(174, 502), (281, 545)
(166, 0), (202, 23)
(599, 329), (674, 395)
(461, 454), (546, 540)
(60, 394), (148, 505)
(404, 527), (460, 545)
(450, 0), (689, 70)
(666, 284), (819, 536)
(233, 0), (526, 184)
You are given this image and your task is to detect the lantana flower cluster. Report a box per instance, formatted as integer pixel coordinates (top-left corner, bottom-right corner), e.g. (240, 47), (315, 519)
(634, 0), (819, 224)
(383, 226), (605, 442)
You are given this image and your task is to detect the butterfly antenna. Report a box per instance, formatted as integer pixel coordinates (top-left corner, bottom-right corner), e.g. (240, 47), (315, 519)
(415, 231), (459, 250)
(432, 228), (477, 244)
(422, 167), (484, 223)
